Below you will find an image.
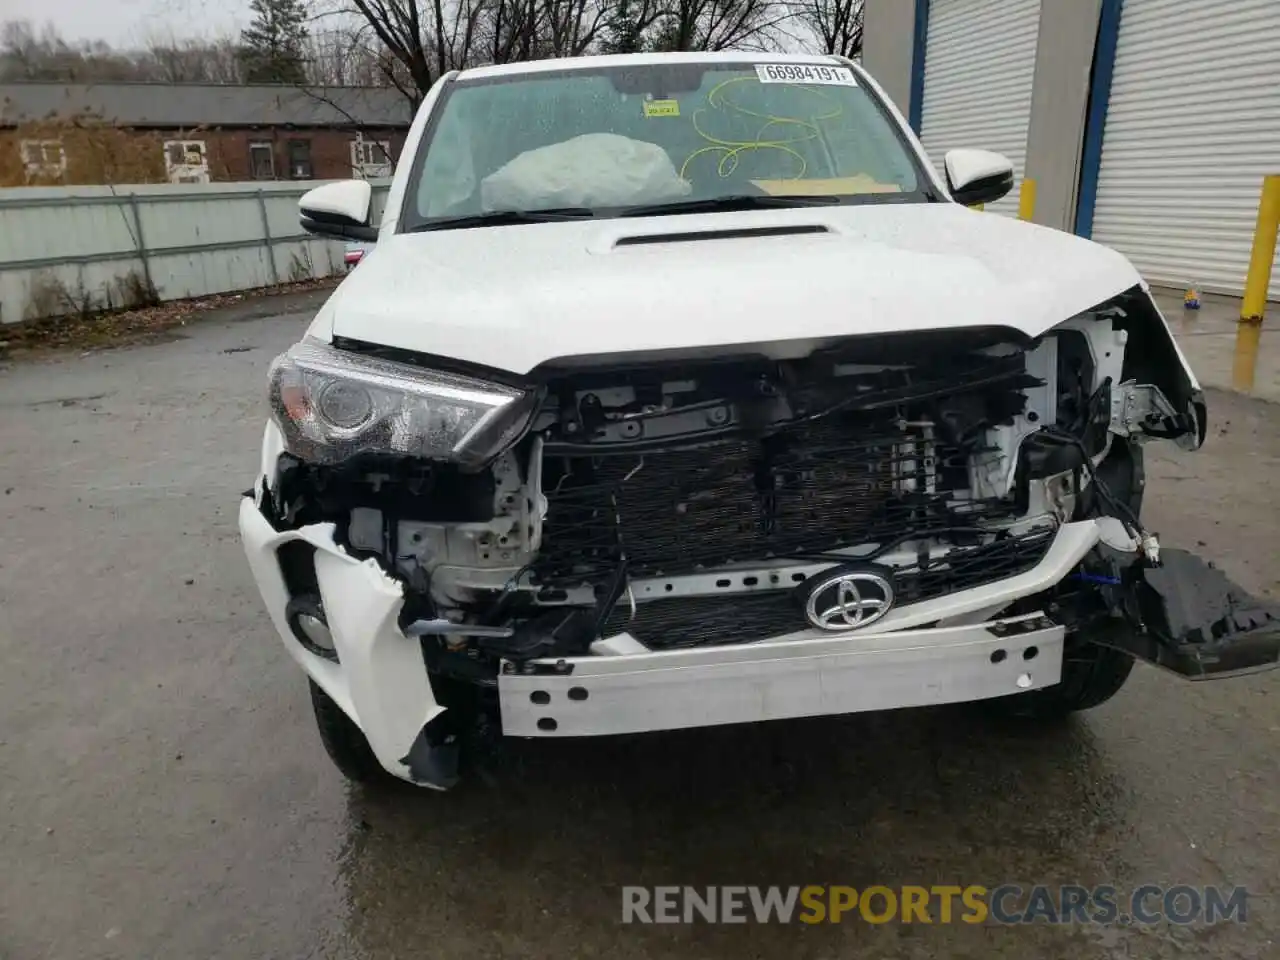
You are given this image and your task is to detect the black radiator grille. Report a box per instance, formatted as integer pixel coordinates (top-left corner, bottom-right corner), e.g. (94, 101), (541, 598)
(536, 415), (1018, 585)
(603, 591), (804, 650)
(600, 527), (1057, 649)
(892, 524), (1057, 605)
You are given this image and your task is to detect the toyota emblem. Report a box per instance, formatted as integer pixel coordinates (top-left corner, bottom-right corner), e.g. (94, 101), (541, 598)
(800, 567), (895, 632)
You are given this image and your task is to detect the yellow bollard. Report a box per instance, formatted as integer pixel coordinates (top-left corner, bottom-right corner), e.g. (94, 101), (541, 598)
(1018, 178), (1037, 221)
(1232, 175), (1280, 392)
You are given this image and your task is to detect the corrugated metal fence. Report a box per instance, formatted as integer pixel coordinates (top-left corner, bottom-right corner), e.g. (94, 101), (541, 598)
(0, 179), (392, 325)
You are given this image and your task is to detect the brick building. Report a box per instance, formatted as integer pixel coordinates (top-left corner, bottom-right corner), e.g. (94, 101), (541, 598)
(0, 82), (412, 187)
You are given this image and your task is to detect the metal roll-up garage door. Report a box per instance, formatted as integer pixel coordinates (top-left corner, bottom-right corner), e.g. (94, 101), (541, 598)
(1091, 0), (1280, 298)
(919, 0), (1042, 217)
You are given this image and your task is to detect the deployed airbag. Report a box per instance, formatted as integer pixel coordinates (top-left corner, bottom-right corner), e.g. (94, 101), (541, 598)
(480, 133), (692, 210)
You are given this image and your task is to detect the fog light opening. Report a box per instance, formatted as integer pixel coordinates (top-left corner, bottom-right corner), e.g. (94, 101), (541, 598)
(286, 595), (339, 663)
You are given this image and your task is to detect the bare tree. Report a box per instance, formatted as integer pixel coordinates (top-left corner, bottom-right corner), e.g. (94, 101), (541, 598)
(482, 0), (537, 64)
(197, 39), (248, 82)
(1, 20), (249, 83)
(5, 0), (804, 96)
(649, 0), (786, 51)
(292, 81), (403, 169)
(1, 19), (146, 80)
(793, 0), (862, 59)
(538, 0), (609, 57)
(304, 27), (372, 84)
(316, 0), (475, 101)
(1, 20), (68, 78)
(139, 33), (245, 83)
(313, 0), (618, 100)
(483, 0), (603, 64)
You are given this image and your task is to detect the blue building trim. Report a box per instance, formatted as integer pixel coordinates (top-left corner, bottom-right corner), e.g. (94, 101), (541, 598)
(908, 0), (931, 134)
(1074, 0), (1125, 238)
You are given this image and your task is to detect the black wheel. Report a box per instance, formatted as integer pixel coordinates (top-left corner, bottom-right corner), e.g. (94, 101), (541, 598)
(309, 680), (389, 784)
(986, 641), (1135, 720)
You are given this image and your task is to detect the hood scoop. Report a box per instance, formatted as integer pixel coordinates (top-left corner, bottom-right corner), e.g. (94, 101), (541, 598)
(614, 223), (830, 247)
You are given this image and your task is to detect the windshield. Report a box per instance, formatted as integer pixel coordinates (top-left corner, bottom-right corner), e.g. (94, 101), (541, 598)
(402, 61), (931, 230)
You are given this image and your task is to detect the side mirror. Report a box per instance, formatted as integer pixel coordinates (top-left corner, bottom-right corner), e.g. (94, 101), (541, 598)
(299, 180), (377, 242)
(943, 149), (1015, 207)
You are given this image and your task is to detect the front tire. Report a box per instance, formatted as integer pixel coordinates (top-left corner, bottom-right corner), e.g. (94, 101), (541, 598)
(309, 681), (388, 784)
(987, 641), (1135, 720)
(991, 439), (1144, 721)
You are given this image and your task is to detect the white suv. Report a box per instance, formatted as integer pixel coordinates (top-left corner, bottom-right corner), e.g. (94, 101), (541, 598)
(240, 52), (1278, 789)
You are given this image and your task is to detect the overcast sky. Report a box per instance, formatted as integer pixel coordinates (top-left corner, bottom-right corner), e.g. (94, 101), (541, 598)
(8, 0), (255, 46)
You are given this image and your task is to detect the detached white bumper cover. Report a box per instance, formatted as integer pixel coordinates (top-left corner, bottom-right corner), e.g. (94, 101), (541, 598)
(239, 498), (444, 783)
(242, 498), (1100, 770)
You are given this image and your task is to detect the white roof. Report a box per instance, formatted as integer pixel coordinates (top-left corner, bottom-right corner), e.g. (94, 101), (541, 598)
(456, 51), (848, 82)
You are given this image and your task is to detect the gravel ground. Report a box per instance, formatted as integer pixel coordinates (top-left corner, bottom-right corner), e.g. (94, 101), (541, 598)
(1, 292), (1277, 959)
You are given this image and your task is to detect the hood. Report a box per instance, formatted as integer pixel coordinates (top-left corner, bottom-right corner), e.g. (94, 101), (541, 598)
(317, 203), (1143, 376)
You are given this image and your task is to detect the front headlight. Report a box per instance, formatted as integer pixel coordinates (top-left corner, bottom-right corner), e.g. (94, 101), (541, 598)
(267, 339), (535, 467)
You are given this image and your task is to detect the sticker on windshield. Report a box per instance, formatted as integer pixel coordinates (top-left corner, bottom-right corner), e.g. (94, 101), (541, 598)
(755, 63), (858, 86)
(643, 99), (680, 118)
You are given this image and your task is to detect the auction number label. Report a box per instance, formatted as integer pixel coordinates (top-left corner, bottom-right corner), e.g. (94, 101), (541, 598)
(755, 63), (858, 86)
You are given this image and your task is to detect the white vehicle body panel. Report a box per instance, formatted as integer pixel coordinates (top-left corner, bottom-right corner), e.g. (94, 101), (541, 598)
(319, 49), (1197, 389)
(316, 204), (1145, 376)
(240, 498), (444, 784)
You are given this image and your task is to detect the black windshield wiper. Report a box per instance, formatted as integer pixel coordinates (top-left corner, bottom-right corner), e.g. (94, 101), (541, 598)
(618, 194), (843, 218)
(410, 208), (595, 232)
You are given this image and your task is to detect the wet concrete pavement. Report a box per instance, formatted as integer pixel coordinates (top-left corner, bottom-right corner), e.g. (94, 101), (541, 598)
(1151, 288), (1280, 404)
(1, 292), (1278, 959)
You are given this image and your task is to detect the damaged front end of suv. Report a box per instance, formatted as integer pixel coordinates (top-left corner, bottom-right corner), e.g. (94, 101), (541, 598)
(239, 53), (1280, 789)
(241, 284), (1280, 790)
